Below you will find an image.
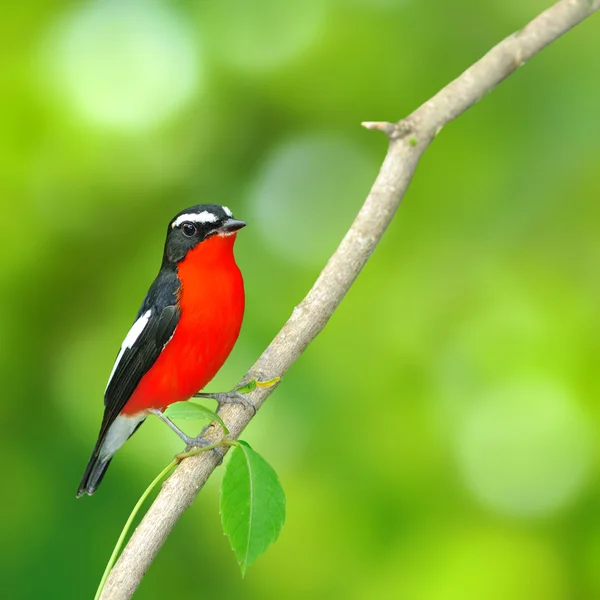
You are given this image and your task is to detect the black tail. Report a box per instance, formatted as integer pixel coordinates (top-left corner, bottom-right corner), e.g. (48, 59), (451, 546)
(77, 442), (113, 498)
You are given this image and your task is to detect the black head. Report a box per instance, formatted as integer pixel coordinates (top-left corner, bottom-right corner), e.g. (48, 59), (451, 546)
(163, 204), (246, 265)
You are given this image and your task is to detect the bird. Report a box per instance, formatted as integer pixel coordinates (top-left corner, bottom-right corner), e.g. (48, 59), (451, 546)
(77, 204), (246, 497)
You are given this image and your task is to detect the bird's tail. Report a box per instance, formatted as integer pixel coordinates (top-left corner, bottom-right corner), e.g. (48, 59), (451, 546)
(77, 440), (113, 498)
(77, 414), (145, 498)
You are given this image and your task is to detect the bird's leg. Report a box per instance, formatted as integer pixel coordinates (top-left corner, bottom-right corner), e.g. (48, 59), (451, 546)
(148, 408), (224, 463)
(194, 386), (257, 415)
(148, 408), (196, 445)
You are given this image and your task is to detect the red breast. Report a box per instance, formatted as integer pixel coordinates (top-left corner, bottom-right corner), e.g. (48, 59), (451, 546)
(122, 233), (244, 414)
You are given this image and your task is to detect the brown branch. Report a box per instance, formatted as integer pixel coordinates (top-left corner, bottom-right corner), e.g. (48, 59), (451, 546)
(100, 1), (599, 597)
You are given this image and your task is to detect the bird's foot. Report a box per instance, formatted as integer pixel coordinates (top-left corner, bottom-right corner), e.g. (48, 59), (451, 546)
(194, 376), (281, 416)
(149, 408), (224, 463)
(194, 388), (257, 415)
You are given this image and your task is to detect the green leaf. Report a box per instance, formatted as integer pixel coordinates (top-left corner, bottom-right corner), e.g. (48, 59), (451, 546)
(236, 377), (280, 394)
(220, 442), (286, 576)
(163, 401), (229, 434)
(235, 380), (257, 394)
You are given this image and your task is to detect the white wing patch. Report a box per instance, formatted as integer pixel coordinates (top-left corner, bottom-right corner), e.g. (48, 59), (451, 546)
(223, 206), (233, 217)
(171, 211), (218, 228)
(105, 309), (152, 391)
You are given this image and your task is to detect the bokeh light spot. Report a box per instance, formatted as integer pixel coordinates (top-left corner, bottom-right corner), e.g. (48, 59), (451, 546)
(249, 132), (378, 267)
(456, 381), (594, 517)
(342, 0), (411, 9)
(203, 0), (325, 72)
(41, 0), (201, 131)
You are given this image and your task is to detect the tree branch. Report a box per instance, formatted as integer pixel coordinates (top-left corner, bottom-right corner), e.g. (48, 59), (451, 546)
(100, 1), (599, 597)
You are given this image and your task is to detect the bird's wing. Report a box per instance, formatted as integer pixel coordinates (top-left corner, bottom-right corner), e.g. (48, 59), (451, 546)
(99, 270), (181, 440)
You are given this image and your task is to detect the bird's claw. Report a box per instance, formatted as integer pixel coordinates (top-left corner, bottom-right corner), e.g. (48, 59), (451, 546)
(218, 390), (257, 415)
(193, 376), (281, 416)
(194, 388), (257, 416)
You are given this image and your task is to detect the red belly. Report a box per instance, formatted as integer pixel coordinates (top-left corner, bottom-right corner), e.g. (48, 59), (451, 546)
(121, 235), (245, 415)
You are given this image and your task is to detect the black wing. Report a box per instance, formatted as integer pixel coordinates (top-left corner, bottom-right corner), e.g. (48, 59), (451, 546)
(99, 269), (181, 440)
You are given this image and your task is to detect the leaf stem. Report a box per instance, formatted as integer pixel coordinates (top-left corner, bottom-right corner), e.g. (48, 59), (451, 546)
(94, 460), (177, 600)
(95, 438), (238, 600)
(175, 439), (239, 462)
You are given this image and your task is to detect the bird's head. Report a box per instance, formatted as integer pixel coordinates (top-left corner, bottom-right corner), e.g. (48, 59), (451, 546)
(163, 204), (246, 265)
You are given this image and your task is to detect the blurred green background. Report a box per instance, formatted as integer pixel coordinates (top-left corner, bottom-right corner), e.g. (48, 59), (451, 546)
(1, 0), (599, 598)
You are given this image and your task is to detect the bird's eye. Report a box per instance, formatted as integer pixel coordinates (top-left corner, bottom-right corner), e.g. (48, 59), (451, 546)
(181, 222), (197, 237)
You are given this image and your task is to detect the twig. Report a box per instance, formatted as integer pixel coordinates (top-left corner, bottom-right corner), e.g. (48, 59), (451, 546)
(100, 1), (599, 598)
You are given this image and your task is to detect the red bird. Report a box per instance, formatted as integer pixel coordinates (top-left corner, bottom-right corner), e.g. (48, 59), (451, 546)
(78, 204), (246, 497)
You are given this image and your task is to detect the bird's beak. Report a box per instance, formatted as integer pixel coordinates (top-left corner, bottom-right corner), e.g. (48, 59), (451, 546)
(219, 218), (246, 234)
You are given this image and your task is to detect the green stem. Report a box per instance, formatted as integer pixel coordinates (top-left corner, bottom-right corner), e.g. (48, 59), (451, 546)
(94, 438), (238, 600)
(94, 460), (177, 600)
(176, 439), (239, 461)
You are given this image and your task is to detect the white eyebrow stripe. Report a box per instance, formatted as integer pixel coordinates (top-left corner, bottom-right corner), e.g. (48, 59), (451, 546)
(105, 309), (152, 391)
(171, 211), (218, 228)
(223, 206), (233, 218)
